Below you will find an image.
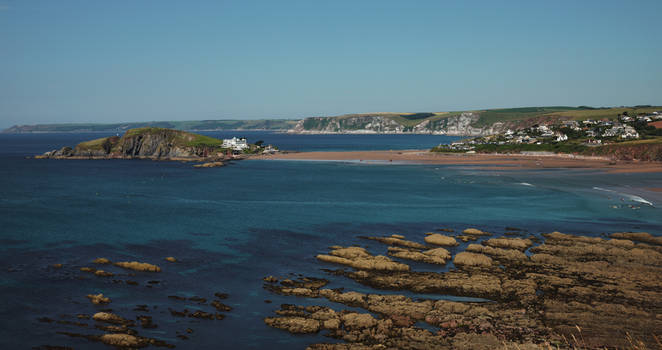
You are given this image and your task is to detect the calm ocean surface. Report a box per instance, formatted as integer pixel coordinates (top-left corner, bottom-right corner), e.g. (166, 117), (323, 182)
(1, 132), (661, 349)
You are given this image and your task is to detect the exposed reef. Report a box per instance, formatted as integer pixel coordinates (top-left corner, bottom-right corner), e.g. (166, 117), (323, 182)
(34, 254), (233, 349)
(263, 228), (662, 349)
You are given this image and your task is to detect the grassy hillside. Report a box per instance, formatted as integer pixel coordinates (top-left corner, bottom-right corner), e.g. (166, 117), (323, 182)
(123, 127), (225, 148)
(469, 107), (581, 127)
(470, 106), (661, 127)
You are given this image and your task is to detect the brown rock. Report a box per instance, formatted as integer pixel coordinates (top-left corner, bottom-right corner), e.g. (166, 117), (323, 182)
(465, 244), (527, 262)
(264, 316), (321, 333)
(113, 261), (161, 272)
(317, 247), (409, 271)
(341, 313), (377, 329)
(453, 252), (493, 267)
(483, 237), (532, 250)
(462, 228), (489, 235)
(364, 236), (426, 249)
(86, 293), (110, 305)
(424, 234), (458, 246)
(92, 312), (130, 325)
(94, 270), (114, 277)
(387, 246), (450, 265)
(610, 232), (662, 245)
(99, 333), (143, 347)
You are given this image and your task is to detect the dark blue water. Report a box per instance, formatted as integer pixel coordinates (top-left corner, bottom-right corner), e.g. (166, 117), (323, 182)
(0, 131), (461, 155)
(0, 133), (661, 349)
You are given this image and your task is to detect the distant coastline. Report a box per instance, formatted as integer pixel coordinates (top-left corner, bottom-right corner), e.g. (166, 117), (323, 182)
(6, 105), (661, 136)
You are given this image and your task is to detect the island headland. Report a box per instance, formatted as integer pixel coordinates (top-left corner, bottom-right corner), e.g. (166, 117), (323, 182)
(35, 127), (276, 167)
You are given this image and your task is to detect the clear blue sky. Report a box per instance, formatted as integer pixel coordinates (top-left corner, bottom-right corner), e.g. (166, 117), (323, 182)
(1, 0), (661, 127)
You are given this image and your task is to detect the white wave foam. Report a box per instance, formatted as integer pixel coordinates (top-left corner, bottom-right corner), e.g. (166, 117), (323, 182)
(593, 187), (654, 206)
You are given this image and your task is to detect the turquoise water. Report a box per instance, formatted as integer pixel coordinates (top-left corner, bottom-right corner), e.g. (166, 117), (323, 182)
(0, 133), (661, 349)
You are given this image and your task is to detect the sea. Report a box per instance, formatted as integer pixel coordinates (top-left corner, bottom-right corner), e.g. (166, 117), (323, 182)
(0, 131), (660, 349)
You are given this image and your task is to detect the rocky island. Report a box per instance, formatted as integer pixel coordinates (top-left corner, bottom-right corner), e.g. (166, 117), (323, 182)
(35, 127), (271, 166)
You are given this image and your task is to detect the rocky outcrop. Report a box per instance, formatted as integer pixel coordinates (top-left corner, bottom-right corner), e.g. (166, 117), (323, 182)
(264, 230), (662, 349)
(36, 127), (233, 161)
(424, 233), (458, 246)
(86, 293), (110, 305)
(113, 261), (161, 272)
(387, 246), (450, 265)
(316, 246), (410, 272)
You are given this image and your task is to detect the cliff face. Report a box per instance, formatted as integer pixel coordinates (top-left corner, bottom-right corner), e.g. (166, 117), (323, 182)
(114, 129), (217, 158)
(39, 128), (227, 160)
(293, 115), (404, 133)
(584, 142), (662, 161)
(290, 113), (511, 136)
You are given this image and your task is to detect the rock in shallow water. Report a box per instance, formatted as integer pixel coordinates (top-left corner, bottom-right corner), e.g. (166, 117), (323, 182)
(113, 261), (161, 272)
(316, 246), (409, 272)
(424, 234), (458, 246)
(265, 230), (662, 349)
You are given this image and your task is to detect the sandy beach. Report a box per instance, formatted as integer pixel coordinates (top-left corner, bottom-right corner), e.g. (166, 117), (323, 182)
(256, 150), (662, 173)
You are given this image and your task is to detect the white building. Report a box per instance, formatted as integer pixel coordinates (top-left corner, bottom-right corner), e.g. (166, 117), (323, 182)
(621, 126), (639, 139)
(262, 145), (278, 154)
(602, 127), (623, 137)
(222, 137), (248, 151)
(556, 133), (568, 142)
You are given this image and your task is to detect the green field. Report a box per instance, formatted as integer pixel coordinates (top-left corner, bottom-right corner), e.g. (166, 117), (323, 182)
(74, 136), (113, 150)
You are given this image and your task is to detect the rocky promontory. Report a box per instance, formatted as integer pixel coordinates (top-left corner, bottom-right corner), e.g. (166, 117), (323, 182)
(36, 127), (249, 162)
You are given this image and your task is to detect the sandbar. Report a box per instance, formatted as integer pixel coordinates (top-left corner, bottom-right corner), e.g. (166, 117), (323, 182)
(255, 150), (662, 173)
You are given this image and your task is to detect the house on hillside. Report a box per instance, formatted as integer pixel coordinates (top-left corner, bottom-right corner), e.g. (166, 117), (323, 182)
(621, 126), (639, 139)
(602, 126), (623, 138)
(222, 137), (248, 151)
(555, 133), (568, 142)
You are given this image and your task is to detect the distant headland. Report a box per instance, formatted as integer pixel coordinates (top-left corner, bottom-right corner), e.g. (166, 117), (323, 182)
(6, 105), (661, 137)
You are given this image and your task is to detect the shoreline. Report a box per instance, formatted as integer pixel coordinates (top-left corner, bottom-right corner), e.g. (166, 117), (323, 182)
(255, 150), (662, 173)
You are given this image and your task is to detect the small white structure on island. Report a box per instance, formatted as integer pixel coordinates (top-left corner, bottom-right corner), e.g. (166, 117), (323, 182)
(262, 145), (278, 154)
(222, 137), (248, 151)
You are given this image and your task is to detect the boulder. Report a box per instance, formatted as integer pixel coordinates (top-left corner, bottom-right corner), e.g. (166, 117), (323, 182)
(86, 293), (110, 305)
(462, 228), (489, 236)
(317, 247), (409, 271)
(484, 238), (532, 250)
(341, 313), (377, 329)
(264, 316), (321, 333)
(453, 252), (493, 267)
(114, 261), (161, 272)
(424, 234), (458, 246)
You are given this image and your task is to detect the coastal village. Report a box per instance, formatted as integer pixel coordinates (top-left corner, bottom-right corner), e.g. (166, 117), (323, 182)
(437, 111), (662, 152)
